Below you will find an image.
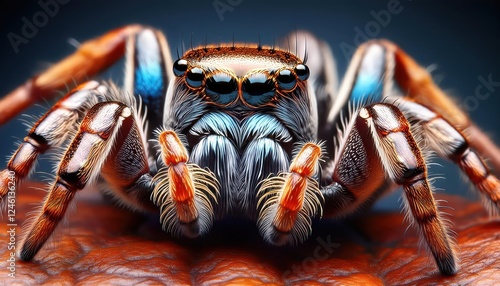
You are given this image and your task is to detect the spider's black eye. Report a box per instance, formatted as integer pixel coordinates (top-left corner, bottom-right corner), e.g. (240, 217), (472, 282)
(205, 73), (238, 105)
(206, 73), (237, 94)
(277, 69), (297, 91)
(243, 74), (274, 95)
(173, 59), (188, 77)
(294, 64), (310, 81)
(186, 67), (204, 88)
(242, 73), (275, 106)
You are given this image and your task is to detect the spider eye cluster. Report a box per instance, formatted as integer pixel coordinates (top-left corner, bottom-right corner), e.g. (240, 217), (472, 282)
(172, 58), (310, 106)
(173, 59), (207, 89)
(275, 64), (309, 92)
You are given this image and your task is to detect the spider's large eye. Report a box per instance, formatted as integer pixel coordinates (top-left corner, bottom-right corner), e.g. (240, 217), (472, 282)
(186, 67), (204, 88)
(294, 64), (310, 81)
(173, 59), (188, 77)
(205, 73), (238, 105)
(277, 69), (297, 91)
(242, 73), (275, 106)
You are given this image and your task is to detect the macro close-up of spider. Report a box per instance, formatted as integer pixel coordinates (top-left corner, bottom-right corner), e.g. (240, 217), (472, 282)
(0, 1), (499, 285)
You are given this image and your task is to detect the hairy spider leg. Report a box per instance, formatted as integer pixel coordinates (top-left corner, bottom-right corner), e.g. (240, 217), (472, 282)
(323, 103), (457, 275)
(389, 41), (500, 174)
(0, 24), (175, 127)
(20, 101), (151, 261)
(396, 99), (500, 213)
(325, 39), (500, 215)
(324, 40), (500, 174)
(0, 81), (104, 202)
(1, 24), (174, 203)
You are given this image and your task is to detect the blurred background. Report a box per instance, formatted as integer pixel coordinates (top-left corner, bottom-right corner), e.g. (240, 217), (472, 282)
(0, 0), (499, 211)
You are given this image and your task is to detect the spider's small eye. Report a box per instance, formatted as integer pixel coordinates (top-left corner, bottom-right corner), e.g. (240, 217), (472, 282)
(173, 59), (188, 77)
(294, 64), (310, 81)
(186, 67), (204, 88)
(277, 69), (297, 91)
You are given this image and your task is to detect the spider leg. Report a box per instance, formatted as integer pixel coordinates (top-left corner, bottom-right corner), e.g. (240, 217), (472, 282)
(152, 130), (220, 238)
(395, 99), (500, 213)
(0, 81), (104, 202)
(323, 103), (457, 275)
(387, 41), (500, 173)
(326, 40), (500, 174)
(0, 24), (174, 126)
(20, 101), (151, 261)
(256, 142), (324, 246)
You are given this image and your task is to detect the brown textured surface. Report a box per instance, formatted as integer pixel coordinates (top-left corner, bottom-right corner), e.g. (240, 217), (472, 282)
(0, 182), (499, 285)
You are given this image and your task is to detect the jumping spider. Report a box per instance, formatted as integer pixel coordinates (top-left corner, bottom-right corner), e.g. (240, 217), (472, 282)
(1, 25), (499, 275)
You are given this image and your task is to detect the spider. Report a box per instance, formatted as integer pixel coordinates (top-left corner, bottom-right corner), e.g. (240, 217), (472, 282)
(0, 25), (499, 276)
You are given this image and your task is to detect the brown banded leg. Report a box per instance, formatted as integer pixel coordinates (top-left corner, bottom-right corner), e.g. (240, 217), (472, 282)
(0, 24), (175, 125)
(396, 99), (500, 213)
(0, 81), (104, 202)
(152, 130), (219, 238)
(323, 103), (456, 275)
(383, 40), (500, 173)
(20, 101), (151, 261)
(256, 143), (324, 246)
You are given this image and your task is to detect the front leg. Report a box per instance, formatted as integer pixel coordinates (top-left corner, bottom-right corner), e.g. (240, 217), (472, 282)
(0, 81), (104, 202)
(322, 103), (456, 275)
(20, 101), (150, 260)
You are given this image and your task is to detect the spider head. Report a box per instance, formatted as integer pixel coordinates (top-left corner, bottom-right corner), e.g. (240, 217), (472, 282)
(171, 46), (310, 109)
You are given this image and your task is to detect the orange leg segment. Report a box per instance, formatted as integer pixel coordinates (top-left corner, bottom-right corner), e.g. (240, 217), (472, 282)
(0, 24), (143, 125)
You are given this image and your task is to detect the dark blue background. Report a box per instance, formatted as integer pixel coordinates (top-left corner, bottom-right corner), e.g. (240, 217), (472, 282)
(0, 0), (499, 210)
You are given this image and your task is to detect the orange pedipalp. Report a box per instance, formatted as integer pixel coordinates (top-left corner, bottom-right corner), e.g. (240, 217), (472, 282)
(274, 143), (322, 232)
(159, 130), (189, 166)
(169, 163), (195, 203)
(289, 143), (322, 177)
(158, 131), (198, 223)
